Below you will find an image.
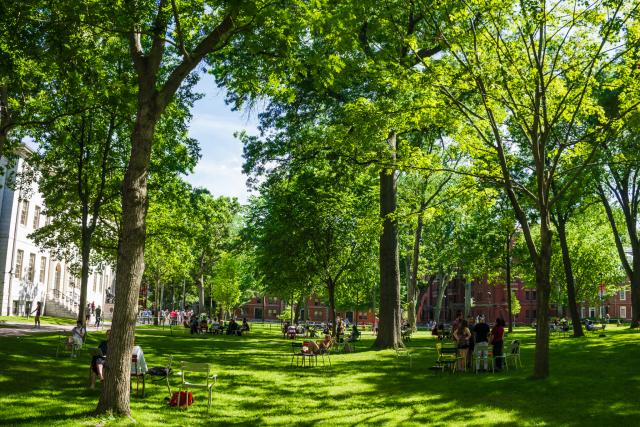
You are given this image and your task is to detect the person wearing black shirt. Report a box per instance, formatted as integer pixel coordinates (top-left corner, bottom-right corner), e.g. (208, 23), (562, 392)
(474, 318), (491, 372)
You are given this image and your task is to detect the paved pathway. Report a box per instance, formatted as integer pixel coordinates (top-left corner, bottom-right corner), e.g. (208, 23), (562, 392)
(0, 322), (110, 337)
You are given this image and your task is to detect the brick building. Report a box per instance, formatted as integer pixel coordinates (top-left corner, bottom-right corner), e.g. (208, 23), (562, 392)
(237, 295), (376, 324)
(416, 278), (557, 325)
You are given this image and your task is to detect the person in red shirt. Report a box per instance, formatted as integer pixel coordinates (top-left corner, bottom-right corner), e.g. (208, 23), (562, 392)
(491, 318), (506, 371)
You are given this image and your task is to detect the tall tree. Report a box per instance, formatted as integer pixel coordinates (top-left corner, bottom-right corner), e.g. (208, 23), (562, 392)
(429, 0), (634, 378)
(188, 189), (238, 313)
(88, 0), (297, 414)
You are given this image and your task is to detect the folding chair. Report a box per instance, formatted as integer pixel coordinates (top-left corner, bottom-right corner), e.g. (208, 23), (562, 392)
(435, 342), (459, 373)
(395, 346), (412, 368)
(131, 354), (146, 397)
(148, 355), (173, 397)
(290, 342), (317, 367)
(179, 362), (217, 411)
(505, 340), (522, 369)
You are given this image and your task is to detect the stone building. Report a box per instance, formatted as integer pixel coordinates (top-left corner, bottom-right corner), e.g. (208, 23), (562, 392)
(0, 148), (114, 318)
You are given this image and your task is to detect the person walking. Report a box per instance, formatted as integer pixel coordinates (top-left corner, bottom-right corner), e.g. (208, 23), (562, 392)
(94, 306), (102, 327)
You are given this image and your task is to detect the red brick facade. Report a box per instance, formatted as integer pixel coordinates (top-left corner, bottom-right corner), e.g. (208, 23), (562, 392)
(237, 296), (376, 324)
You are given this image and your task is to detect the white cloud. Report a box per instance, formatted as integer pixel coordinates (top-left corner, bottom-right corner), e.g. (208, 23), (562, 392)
(183, 158), (251, 204)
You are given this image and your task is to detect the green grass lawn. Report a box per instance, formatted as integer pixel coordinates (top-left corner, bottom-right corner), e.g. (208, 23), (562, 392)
(0, 315), (79, 326)
(0, 323), (638, 426)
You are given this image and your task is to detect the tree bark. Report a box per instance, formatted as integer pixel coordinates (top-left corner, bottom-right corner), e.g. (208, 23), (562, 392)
(77, 225), (91, 326)
(631, 246), (640, 328)
(375, 132), (402, 349)
(598, 187), (640, 328)
(555, 218), (584, 337)
(433, 277), (448, 324)
(96, 97), (157, 415)
(327, 280), (336, 335)
(532, 213), (553, 379)
(408, 214), (423, 332)
(197, 252), (206, 314)
(506, 230), (513, 333)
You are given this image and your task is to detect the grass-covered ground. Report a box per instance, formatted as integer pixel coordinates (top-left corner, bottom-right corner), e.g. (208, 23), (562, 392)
(0, 321), (638, 426)
(0, 315), (79, 326)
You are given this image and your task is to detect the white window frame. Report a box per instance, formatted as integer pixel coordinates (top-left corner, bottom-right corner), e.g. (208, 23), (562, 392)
(620, 306), (627, 319)
(19, 201), (29, 226)
(15, 250), (24, 279)
(620, 290), (626, 301)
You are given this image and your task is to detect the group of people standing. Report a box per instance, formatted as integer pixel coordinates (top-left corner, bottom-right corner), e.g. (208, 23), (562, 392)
(450, 312), (505, 372)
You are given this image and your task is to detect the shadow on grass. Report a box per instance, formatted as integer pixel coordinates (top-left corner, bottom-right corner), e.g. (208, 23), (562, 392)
(1, 325), (639, 426)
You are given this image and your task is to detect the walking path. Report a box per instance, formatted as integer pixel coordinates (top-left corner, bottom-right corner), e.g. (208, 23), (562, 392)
(0, 321), (110, 337)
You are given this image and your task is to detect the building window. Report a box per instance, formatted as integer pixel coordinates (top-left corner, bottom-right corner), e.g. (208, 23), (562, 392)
(55, 264), (61, 290)
(620, 290), (626, 301)
(33, 206), (41, 229)
(589, 307), (596, 318)
(19, 200), (29, 226)
(27, 253), (36, 282)
(620, 306), (627, 319)
(39, 257), (47, 283)
(15, 250), (24, 279)
(525, 291), (530, 300)
(12, 300), (19, 315)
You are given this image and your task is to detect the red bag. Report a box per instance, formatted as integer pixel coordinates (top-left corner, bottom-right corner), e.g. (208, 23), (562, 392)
(169, 391), (194, 407)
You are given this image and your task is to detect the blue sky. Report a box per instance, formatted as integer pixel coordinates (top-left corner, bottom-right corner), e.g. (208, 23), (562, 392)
(183, 73), (258, 204)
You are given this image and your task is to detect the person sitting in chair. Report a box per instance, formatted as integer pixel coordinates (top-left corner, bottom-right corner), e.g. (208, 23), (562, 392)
(227, 318), (240, 335)
(189, 315), (200, 334)
(347, 324), (360, 342)
(70, 321), (86, 353)
(305, 334), (333, 354)
(90, 330), (110, 388)
(131, 339), (148, 375)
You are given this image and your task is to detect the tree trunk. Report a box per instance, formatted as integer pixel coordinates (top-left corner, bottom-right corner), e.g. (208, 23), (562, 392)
(197, 253), (206, 314)
(77, 227), (92, 326)
(506, 230), (513, 333)
(293, 297), (302, 324)
(327, 281), (336, 335)
(556, 218), (583, 337)
(434, 274), (448, 324)
(96, 98), (157, 415)
(631, 245), (640, 328)
(375, 132), (402, 349)
(464, 280), (472, 318)
(0, 84), (12, 160)
(408, 214), (423, 332)
(532, 215), (553, 380)
(198, 273), (205, 315)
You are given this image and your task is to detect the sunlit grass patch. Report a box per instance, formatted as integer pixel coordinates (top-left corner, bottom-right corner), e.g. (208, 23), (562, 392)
(0, 324), (638, 426)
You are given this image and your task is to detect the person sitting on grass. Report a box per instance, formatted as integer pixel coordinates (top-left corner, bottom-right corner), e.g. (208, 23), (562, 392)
(241, 318), (250, 332)
(90, 330), (110, 388)
(304, 334), (333, 354)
